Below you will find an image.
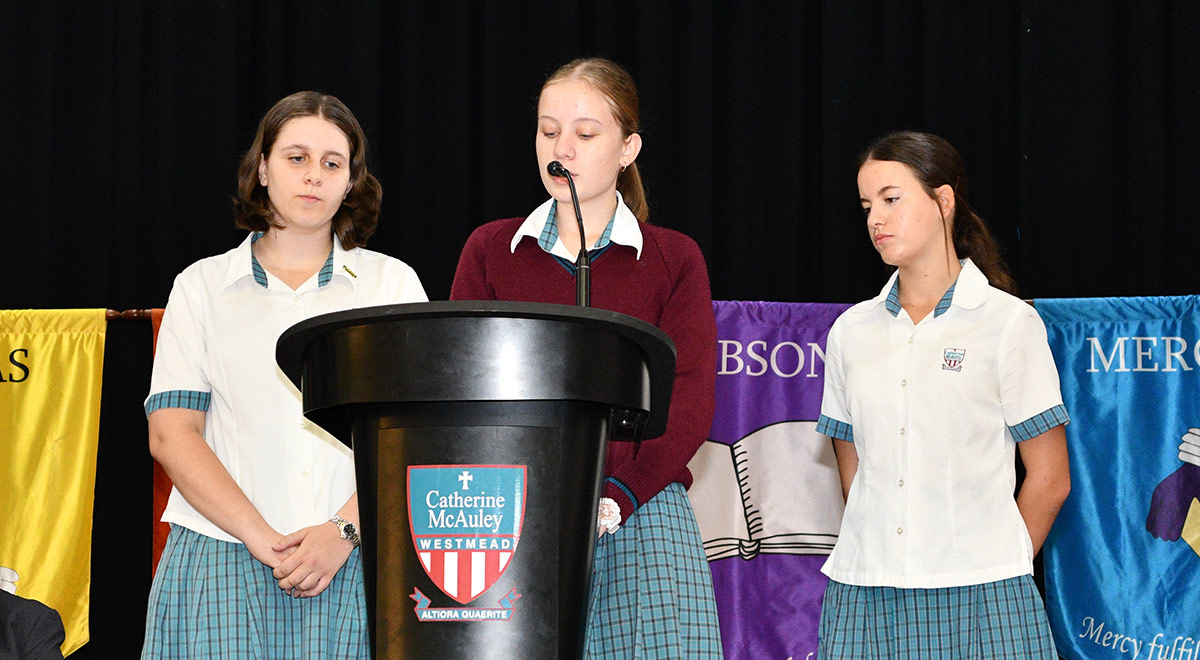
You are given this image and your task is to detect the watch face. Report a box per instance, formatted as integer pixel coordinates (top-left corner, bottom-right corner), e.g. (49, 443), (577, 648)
(343, 523), (357, 537)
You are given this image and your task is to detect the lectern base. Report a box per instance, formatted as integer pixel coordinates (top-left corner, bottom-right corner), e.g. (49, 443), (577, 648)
(353, 401), (609, 660)
(276, 302), (676, 659)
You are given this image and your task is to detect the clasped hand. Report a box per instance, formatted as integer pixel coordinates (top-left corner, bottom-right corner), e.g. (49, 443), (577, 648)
(246, 523), (354, 599)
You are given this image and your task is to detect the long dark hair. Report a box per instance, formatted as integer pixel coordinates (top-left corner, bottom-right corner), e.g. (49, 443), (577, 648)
(233, 91), (382, 249)
(541, 58), (650, 223)
(858, 131), (1016, 294)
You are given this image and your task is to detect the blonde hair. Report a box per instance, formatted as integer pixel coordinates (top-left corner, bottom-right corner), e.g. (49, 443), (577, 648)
(542, 58), (649, 223)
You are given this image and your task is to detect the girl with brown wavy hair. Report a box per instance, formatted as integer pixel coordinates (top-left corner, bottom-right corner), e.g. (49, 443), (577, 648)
(142, 91), (426, 658)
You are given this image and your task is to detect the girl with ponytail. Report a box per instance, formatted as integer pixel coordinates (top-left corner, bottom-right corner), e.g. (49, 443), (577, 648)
(451, 57), (723, 659)
(815, 131), (1071, 659)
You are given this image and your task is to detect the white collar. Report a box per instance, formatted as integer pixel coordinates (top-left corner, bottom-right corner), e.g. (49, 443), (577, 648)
(509, 191), (644, 260)
(222, 232), (361, 291)
(864, 257), (990, 314)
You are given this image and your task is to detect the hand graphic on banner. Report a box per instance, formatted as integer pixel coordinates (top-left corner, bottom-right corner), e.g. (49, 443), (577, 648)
(0, 566), (18, 595)
(1179, 429), (1200, 557)
(1179, 428), (1200, 466)
(1146, 428), (1200, 542)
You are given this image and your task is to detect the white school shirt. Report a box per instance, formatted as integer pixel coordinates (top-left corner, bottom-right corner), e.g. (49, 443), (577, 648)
(146, 234), (428, 543)
(816, 258), (1069, 588)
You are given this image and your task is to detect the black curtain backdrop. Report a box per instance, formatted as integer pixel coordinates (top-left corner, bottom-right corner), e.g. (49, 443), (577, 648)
(2, 2), (1197, 657)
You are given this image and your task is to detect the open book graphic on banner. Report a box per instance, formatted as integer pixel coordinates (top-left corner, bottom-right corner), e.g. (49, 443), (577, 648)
(688, 421), (841, 561)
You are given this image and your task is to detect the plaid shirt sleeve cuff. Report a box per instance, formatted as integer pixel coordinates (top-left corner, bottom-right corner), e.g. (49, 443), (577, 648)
(817, 414), (854, 442)
(1009, 404), (1070, 442)
(145, 390), (211, 417)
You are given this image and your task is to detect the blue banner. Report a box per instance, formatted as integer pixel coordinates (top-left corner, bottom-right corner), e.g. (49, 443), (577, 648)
(1037, 296), (1200, 660)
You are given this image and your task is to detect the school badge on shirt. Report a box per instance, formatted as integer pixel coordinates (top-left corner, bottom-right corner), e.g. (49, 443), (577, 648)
(943, 348), (966, 372)
(407, 465), (526, 621)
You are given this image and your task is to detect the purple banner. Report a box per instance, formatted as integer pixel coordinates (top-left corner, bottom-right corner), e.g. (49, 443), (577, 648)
(688, 300), (850, 660)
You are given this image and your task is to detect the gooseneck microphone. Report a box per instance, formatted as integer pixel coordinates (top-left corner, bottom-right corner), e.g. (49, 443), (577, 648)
(547, 160), (590, 307)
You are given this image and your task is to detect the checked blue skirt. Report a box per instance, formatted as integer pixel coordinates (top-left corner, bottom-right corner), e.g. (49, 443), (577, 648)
(141, 525), (370, 660)
(584, 482), (724, 660)
(818, 574), (1057, 660)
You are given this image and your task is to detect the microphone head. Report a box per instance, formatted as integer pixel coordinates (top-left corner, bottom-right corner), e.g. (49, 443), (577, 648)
(547, 161), (568, 178)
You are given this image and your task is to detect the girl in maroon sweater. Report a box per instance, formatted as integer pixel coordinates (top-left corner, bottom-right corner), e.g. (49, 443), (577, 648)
(451, 58), (723, 659)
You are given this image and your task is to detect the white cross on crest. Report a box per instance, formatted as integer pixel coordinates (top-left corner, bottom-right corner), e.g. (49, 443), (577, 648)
(458, 470), (474, 490)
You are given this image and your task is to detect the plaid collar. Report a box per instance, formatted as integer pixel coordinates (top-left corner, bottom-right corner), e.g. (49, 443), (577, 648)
(538, 201), (615, 253)
(509, 191), (644, 260)
(880, 259), (983, 318)
(248, 232), (336, 289)
(885, 277), (957, 318)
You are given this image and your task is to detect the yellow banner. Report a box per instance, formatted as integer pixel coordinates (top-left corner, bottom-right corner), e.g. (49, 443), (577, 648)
(0, 309), (106, 656)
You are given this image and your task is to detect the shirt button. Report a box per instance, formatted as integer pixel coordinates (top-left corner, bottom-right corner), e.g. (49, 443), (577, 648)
(900, 379), (907, 387)
(899, 427), (906, 435)
(897, 527), (904, 535)
(302, 469), (310, 477)
(292, 294), (301, 303)
(907, 336), (914, 344)
(897, 479), (904, 487)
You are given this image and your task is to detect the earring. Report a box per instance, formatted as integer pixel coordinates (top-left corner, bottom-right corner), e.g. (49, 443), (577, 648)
(620, 164), (628, 173)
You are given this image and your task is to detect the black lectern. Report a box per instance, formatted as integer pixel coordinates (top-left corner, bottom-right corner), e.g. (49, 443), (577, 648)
(277, 301), (675, 660)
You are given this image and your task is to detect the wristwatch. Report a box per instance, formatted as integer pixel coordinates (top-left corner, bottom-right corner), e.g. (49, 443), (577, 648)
(329, 514), (361, 548)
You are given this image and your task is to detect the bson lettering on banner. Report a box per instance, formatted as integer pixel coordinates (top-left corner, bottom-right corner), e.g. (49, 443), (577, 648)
(718, 339), (826, 378)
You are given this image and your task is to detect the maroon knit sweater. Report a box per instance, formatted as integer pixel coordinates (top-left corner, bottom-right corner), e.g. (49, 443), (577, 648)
(450, 216), (717, 518)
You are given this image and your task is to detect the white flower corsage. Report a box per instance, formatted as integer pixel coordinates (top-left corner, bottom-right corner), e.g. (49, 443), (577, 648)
(597, 497), (622, 535)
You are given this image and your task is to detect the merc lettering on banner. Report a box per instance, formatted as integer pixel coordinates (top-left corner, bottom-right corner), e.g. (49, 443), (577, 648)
(0, 349), (30, 383)
(1086, 337), (1200, 373)
(719, 340), (826, 378)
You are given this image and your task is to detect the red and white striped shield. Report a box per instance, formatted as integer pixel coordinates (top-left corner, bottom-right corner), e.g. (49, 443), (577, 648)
(407, 465), (526, 605)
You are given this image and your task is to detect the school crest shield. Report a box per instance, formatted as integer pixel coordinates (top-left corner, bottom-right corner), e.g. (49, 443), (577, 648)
(943, 347), (966, 372)
(407, 465), (526, 605)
